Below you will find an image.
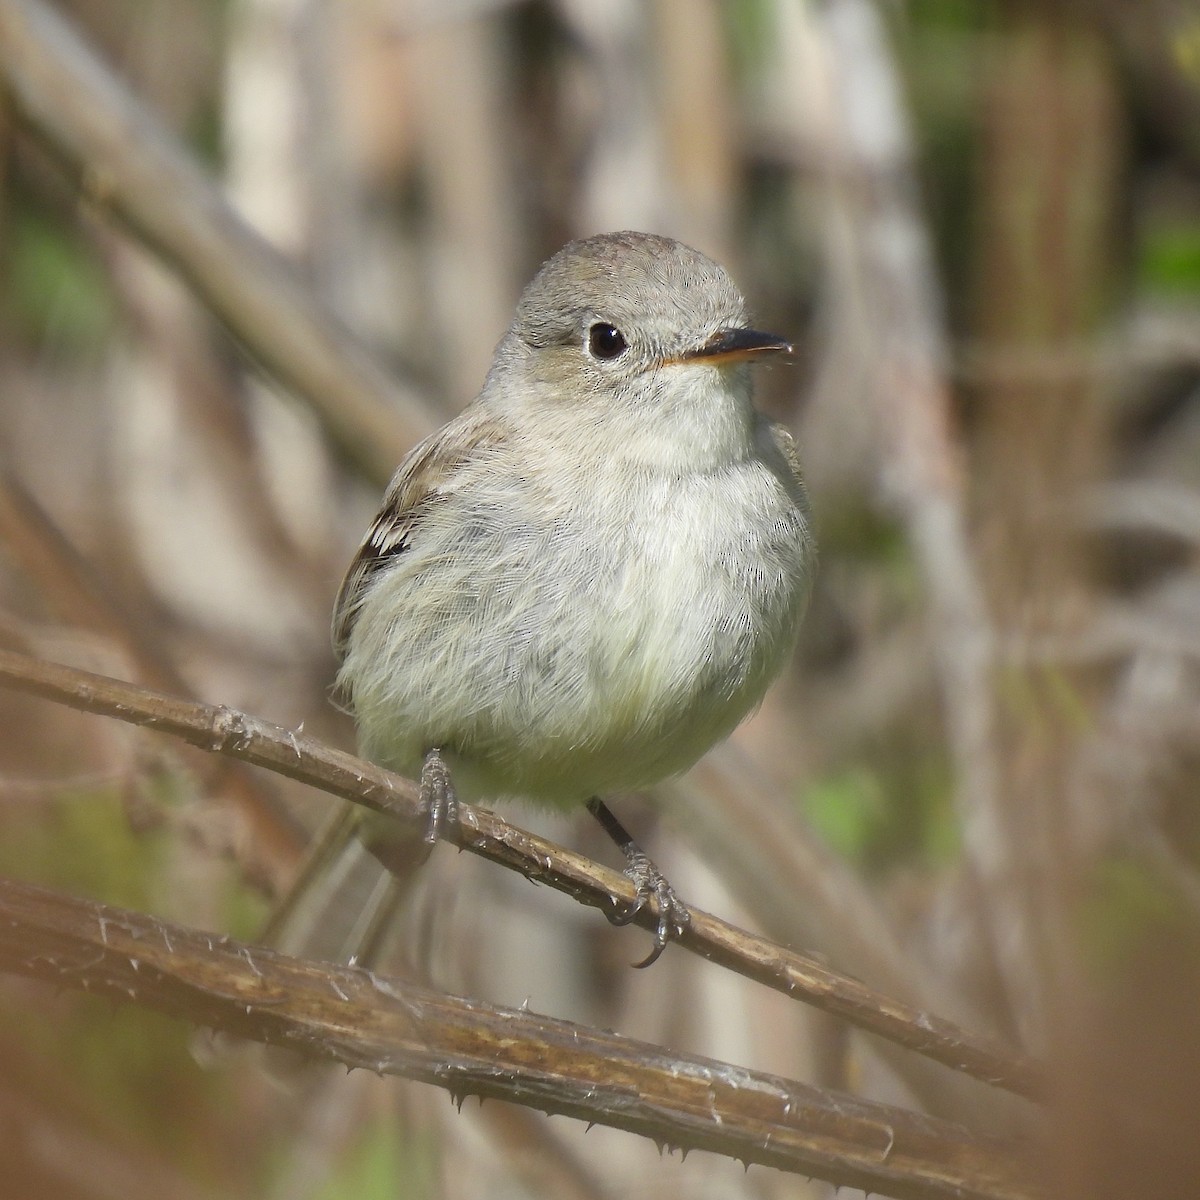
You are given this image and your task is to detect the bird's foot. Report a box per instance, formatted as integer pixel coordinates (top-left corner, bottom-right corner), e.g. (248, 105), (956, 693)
(418, 747), (459, 853)
(606, 847), (691, 969)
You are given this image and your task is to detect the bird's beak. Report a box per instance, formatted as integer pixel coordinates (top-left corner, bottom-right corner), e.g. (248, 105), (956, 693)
(681, 327), (794, 365)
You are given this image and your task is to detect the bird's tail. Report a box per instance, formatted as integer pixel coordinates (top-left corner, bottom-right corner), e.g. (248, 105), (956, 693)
(260, 802), (423, 969)
(191, 802), (429, 1074)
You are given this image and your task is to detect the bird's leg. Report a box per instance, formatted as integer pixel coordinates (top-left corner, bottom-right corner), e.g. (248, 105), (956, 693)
(418, 747), (459, 852)
(586, 797), (690, 968)
(356, 749), (456, 908)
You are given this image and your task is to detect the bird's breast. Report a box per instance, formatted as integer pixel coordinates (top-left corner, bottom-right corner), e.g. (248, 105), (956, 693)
(343, 440), (811, 803)
(581, 456), (809, 703)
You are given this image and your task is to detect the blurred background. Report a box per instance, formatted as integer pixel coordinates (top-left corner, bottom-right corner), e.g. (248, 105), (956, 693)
(2, 0), (1200, 1197)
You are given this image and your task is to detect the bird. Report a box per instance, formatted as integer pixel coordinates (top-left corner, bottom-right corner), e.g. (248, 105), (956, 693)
(276, 231), (814, 969)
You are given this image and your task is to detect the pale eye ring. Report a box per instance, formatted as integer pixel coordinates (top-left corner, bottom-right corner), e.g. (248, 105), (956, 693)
(587, 322), (628, 361)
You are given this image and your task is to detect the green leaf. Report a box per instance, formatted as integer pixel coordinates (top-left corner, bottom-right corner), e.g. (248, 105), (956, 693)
(1139, 224), (1200, 295)
(801, 767), (888, 864)
(310, 1115), (437, 1200)
(5, 207), (114, 350)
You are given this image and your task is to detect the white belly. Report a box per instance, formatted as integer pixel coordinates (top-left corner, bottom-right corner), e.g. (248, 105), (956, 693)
(341, 452), (811, 807)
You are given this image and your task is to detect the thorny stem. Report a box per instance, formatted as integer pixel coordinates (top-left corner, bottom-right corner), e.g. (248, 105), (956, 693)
(0, 648), (1044, 1100)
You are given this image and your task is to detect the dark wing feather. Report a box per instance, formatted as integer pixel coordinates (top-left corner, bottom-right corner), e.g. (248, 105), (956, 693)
(330, 417), (504, 659)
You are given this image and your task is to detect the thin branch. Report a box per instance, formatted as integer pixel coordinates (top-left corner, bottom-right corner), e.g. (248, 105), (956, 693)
(0, 876), (1037, 1200)
(812, 0), (1021, 1034)
(0, 469), (305, 890)
(0, 648), (1045, 1100)
(671, 754), (1021, 1127)
(0, 0), (434, 485)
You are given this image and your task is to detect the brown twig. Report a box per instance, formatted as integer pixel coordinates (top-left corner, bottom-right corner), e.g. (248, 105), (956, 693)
(0, 469), (305, 891)
(0, 648), (1045, 1100)
(810, 0), (1022, 1037)
(0, 0), (433, 485)
(0, 875), (1037, 1200)
(671, 754), (1024, 1126)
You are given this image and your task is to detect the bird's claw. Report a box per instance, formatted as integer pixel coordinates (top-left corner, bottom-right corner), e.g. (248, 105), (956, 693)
(418, 747), (459, 853)
(605, 849), (690, 968)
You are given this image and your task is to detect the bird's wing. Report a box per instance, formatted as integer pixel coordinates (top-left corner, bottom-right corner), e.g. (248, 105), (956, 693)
(763, 418), (810, 509)
(331, 413), (506, 659)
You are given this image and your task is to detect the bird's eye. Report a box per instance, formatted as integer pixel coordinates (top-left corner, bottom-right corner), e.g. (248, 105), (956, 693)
(587, 323), (628, 361)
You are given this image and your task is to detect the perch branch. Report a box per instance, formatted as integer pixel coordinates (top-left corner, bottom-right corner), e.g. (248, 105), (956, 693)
(0, 469), (304, 889)
(0, 648), (1044, 1100)
(0, 876), (1036, 1200)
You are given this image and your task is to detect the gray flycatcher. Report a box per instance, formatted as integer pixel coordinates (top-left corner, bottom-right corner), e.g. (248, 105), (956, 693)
(273, 231), (815, 969)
